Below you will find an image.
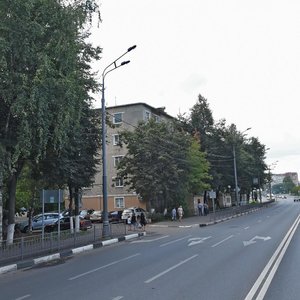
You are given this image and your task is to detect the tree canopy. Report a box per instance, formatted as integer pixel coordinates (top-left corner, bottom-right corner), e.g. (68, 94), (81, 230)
(117, 119), (210, 212)
(0, 0), (101, 242)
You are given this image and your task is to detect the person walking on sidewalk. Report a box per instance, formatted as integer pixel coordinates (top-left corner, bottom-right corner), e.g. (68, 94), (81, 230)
(131, 213), (137, 230)
(140, 212), (147, 231)
(171, 207), (177, 221)
(177, 205), (184, 222)
(197, 200), (203, 216)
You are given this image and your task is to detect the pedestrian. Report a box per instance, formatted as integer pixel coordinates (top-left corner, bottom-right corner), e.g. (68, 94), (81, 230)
(204, 203), (209, 215)
(127, 215), (131, 230)
(131, 213), (137, 230)
(197, 200), (203, 216)
(140, 212), (147, 231)
(177, 205), (184, 222)
(163, 208), (168, 218)
(136, 214), (141, 229)
(171, 207), (177, 221)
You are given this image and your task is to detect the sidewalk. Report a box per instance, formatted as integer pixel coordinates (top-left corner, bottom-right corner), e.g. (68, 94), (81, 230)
(149, 204), (265, 228)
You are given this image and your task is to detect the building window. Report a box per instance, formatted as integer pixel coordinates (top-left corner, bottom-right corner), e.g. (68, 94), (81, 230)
(115, 177), (124, 187)
(153, 114), (161, 122)
(113, 134), (120, 146)
(145, 110), (151, 121)
(114, 155), (124, 167)
(113, 112), (123, 124)
(115, 197), (124, 208)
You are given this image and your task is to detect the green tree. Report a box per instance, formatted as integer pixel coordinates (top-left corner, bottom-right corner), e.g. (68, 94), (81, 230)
(37, 103), (101, 232)
(117, 119), (211, 213)
(187, 138), (211, 195)
(0, 0), (101, 242)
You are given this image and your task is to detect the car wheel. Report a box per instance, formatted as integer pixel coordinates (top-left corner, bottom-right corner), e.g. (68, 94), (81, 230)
(23, 226), (29, 233)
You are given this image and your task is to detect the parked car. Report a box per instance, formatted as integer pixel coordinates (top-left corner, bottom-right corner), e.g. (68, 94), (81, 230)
(18, 213), (62, 233)
(121, 207), (148, 221)
(108, 210), (123, 223)
(79, 209), (94, 220)
(44, 216), (92, 232)
(89, 210), (102, 223)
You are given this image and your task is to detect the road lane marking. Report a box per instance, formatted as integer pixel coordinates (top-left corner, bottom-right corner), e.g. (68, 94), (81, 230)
(244, 226), (250, 230)
(211, 235), (234, 248)
(68, 253), (140, 280)
(159, 235), (192, 247)
(245, 213), (300, 300)
(188, 236), (211, 246)
(243, 236), (271, 247)
(112, 297), (123, 300)
(15, 295), (31, 300)
(144, 254), (198, 283)
(130, 235), (169, 243)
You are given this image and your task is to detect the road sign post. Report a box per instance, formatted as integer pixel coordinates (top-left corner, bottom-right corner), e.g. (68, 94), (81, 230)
(209, 190), (216, 221)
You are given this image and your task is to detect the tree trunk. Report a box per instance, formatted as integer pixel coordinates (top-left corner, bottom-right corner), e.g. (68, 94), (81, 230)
(6, 172), (17, 245)
(28, 206), (34, 233)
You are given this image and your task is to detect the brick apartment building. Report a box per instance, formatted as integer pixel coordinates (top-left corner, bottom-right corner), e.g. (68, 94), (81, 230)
(80, 102), (173, 212)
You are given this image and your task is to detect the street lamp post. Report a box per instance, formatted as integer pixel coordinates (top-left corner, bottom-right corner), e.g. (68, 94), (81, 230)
(101, 45), (136, 239)
(233, 144), (239, 206)
(267, 160), (278, 201)
(233, 127), (251, 206)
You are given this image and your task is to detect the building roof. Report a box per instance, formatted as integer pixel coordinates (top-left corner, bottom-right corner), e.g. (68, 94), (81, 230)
(95, 102), (175, 119)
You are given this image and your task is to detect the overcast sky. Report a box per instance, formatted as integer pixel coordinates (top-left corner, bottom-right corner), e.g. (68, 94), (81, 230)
(91, 0), (300, 178)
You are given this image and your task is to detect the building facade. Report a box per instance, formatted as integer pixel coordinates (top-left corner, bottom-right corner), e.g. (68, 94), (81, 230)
(272, 172), (299, 186)
(80, 102), (173, 211)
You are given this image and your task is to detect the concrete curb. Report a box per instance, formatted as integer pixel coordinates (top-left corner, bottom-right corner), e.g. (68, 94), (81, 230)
(149, 207), (262, 229)
(0, 232), (145, 275)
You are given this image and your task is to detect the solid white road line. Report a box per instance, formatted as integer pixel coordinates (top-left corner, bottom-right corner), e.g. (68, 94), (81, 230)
(144, 254), (198, 283)
(68, 253), (141, 280)
(130, 235), (169, 243)
(211, 235), (234, 248)
(245, 213), (300, 300)
(159, 235), (192, 247)
(112, 297), (124, 300)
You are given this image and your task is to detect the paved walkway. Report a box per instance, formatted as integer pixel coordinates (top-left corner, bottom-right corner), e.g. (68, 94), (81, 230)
(149, 204), (266, 228)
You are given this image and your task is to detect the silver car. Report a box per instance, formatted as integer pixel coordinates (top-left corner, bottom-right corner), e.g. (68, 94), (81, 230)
(121, 207), (148, 221)
(18, 213), (62, 233)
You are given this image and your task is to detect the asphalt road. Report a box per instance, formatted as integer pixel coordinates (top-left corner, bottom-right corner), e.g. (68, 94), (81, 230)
(1, 196), (299, 300)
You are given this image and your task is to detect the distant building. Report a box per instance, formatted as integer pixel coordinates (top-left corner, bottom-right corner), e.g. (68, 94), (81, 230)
(272, 172), (299, 186)
(80, 102), (174, 211)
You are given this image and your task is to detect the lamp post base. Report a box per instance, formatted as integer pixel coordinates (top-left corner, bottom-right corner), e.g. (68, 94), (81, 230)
(102, 221), (110, 239)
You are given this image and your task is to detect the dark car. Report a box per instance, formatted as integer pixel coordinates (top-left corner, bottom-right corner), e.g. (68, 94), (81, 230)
(44, 216), (92, 233)
(108, 210), (123, 223)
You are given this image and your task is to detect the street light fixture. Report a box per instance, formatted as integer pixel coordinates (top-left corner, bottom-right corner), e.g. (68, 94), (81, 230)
(233, 127), (251, 206)
(101, 45), (136, 238)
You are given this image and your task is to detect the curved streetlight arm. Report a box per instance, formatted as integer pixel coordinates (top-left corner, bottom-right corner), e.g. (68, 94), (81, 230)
(102, 60), (131, 87)
(102, 45), (136, 77)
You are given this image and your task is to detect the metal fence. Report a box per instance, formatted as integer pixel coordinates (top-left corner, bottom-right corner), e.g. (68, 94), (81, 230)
(0, 222), (130, 267)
